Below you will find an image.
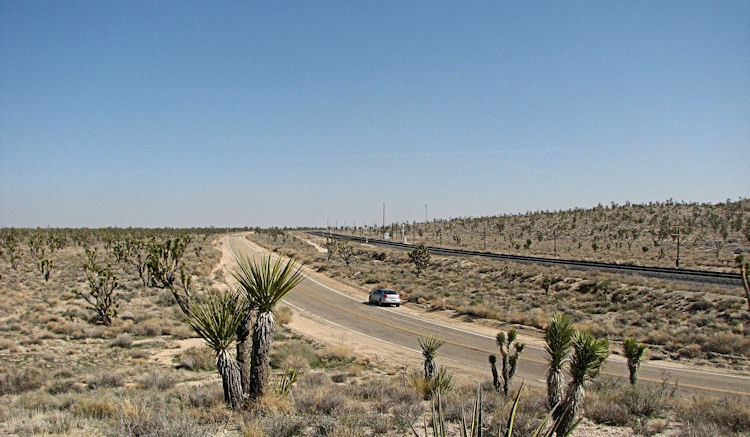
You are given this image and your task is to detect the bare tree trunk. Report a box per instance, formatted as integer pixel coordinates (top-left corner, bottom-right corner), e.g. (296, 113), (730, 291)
(555, 384), (583, 437)
(628, 362), (638, 385)
(248, 311), (275, 401)
(547, 367), (564, 409)
(423, 357), (436, 380)
(236, 313), (252, 396)
(217, 351), (243, 410)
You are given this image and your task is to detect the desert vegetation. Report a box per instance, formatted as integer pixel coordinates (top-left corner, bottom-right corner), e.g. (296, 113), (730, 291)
(250, 228), (750, 368)
(1, 226), (749, 436)
(333, 199), (750, 271)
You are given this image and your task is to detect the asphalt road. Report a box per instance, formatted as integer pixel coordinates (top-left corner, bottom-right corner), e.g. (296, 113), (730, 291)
(226, 235), (750, 399)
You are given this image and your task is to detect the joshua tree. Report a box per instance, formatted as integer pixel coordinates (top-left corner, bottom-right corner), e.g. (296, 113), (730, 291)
(232, 254), (303, 401)
(325, 237), (338, 261)
(72, 249), (118, 325)
(555, 332), (609, 436)
(36, 248), (53, 282)
(623, 337), (647, 385)
(148, 237), (190, 312)
(545, 314), (575, 408)
(542, 276), (553, 295)
(418, 336), (445, 381)
(3, 234), (20, 269)
(337, 240), (354, 265)
(184, 291), (247, 410)
(495, 329), (525, 396)
(408, 244), (431, 276)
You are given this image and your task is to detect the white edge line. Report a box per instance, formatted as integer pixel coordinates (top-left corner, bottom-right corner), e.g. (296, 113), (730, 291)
(229, 236), (750, 382)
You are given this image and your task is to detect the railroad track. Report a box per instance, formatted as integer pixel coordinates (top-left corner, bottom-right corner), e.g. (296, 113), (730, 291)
(308, 231), (742, 286)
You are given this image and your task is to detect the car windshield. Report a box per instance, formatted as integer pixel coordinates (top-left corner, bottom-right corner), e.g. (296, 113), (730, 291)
(384, 291), (398, 296)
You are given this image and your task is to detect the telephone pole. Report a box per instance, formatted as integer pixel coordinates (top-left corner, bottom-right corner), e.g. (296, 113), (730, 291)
(382, 202), (386, 238)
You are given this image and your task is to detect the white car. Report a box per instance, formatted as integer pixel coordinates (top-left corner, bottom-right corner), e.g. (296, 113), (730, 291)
(368, 289), (401, 307)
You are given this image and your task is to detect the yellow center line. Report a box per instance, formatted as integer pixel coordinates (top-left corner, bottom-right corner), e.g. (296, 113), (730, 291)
(294, 285), (750, 397)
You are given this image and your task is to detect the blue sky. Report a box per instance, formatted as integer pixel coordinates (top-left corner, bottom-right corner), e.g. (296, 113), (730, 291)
(1, 1), (748, 227)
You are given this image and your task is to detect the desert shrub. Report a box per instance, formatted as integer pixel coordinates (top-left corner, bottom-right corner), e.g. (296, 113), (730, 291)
(271, 342), (320, 369)
(177, 346), (216, 371)
(0, 367), (45, 395)
(275, 305), (293, 326)
(116, 398), (213, 437)
(47, 378), (84, 395)
(622, 383), (672, 417)
(676, 396), (750, 436)
(586, 391), (633, 426)
(296, 385), (349, 415)
(0, 338), (19, 351)
(409, 367), (453, 400)
(72, 394), (118, 419)
(138, 369), (177, 390)
(133, 318), (165, 337)
(262, 413), (307, 437)
(703, 332), (750, 356)
(299, 371), (329, 388)
(87, 370), (126, 389)
(175, 384), (224, 409)
(111, 333), (134, 348)
(318, 344), (355, 367)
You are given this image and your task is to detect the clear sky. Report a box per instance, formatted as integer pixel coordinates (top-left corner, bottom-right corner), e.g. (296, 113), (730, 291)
(1, 1), (748, 228)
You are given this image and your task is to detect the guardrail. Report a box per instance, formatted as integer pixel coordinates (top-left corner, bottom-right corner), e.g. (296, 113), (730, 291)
(308, 231), (742, 286)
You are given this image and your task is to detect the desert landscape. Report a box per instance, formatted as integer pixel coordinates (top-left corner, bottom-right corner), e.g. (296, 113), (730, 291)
(2, 2), (748, 436)
(1, 199), (749, 436)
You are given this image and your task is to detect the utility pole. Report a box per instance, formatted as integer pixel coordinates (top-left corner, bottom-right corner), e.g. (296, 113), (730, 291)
(425, 203), (428, 223)
(365, 225), (368, 243)
(483, 227), (487, 250)
(382, 202), (386, 239)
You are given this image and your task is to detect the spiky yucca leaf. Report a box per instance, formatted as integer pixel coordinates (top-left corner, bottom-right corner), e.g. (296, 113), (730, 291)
(231, 254), (303, 312)
(569, 332), (609, 385)
(184, 291), (247, 353)
(545, 314), (574, 370)
(419, 336), (447, 359)
(623, 337), (647, 362)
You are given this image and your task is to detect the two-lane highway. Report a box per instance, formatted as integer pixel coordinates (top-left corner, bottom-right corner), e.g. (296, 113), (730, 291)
(226, 235), (750, 398)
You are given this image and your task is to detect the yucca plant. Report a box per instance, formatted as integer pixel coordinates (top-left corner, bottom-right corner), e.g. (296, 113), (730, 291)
(419, 336), (446, 381)
(232, 254), (303, 401)
(183, 291), (247, 410)
(555, 332), (609, 436)
(623, 337), (647, 385)
(411, 382), (580, 437)
(496, 329), (525, 396)
(545, 314), (574, 408)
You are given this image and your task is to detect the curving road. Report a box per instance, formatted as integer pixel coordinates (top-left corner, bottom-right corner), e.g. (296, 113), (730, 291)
(226, 234), (750, 399)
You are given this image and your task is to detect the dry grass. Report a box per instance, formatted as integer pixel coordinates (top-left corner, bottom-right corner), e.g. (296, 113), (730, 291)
(1, 227), (748, 436)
